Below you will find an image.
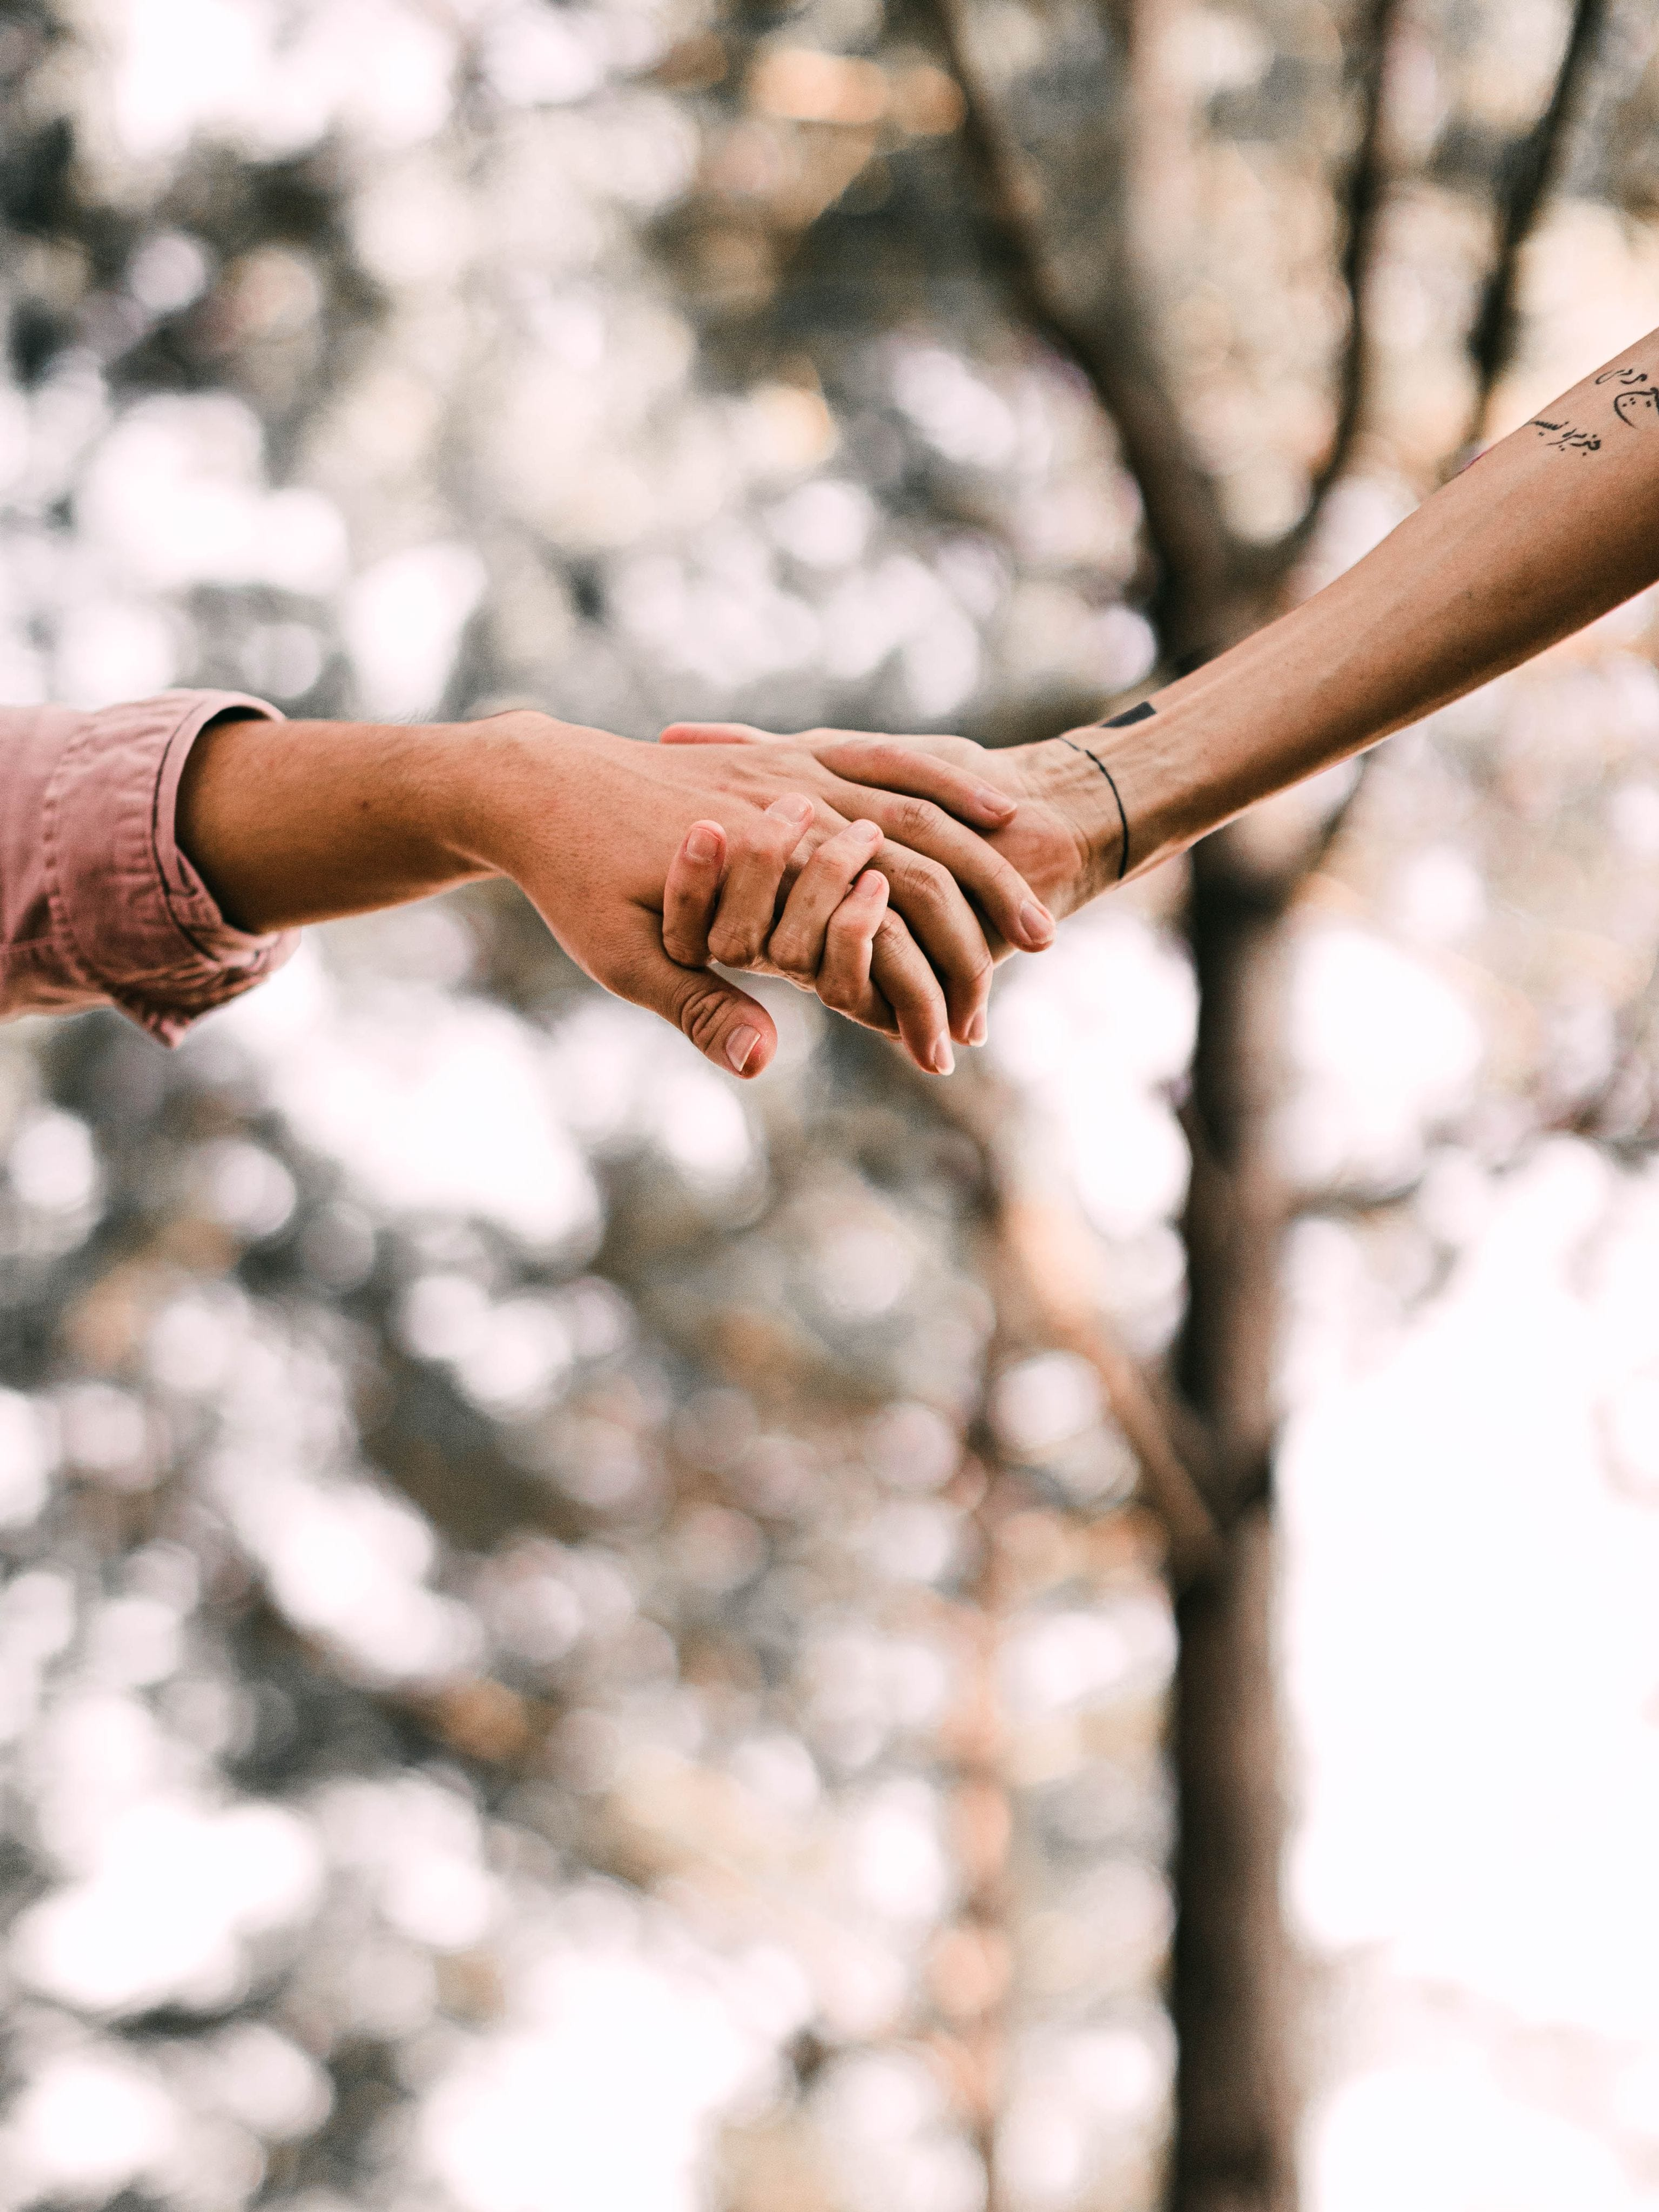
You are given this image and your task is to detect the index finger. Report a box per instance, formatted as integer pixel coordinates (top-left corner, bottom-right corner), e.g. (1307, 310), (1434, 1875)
(810, 735), (1017, 832)
(836, 788), (1055, 959)
(661, 721), (1016, 833)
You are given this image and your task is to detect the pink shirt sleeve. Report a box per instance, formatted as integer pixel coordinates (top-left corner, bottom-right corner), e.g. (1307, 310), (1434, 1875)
(0, 689), (300, 1046)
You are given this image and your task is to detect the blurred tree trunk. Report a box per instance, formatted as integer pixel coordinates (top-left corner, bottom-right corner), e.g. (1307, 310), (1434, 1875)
(922, 0), (1608, 2200)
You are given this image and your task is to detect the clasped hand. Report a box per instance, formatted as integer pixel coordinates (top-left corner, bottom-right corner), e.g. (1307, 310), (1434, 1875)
(642, 717), (1119, 1076)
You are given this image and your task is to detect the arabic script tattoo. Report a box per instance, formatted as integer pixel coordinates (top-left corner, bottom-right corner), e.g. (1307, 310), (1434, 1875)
(1530, 417), (1602, 456)
(1526, 362), (1659, 457)
(1593, 363), (1659, 430)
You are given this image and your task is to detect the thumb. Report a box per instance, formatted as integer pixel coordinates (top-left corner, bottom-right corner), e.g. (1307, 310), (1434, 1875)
(606, 915), (779, 1078)
(658, 720), (774, 747)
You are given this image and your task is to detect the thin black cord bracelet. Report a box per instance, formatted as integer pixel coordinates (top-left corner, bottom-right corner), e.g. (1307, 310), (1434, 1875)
(1058, 737), (1131, 881)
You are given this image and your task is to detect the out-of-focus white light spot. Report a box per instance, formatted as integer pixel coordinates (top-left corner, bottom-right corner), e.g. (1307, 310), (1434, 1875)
(456, 1296), (575, 1414)
(1002, 1596), (1175, 1716)
(1166, 9), (1270, 92)
(80, 395), (348, 594)
(127, 229), (213, 315)
(195, 1138), (297, 1239)
(816, 1223), (915, 1318)
(1308, 2059), (1643, 2212)
(14, 1796), (323, 2015)
(484, 1554), (585, 1665)
(84, 1595), (181, 1688)
(3, 2050), (180, 2197)
(400, 1272), (490, 1361)
(845, 1780), (951, 1921)
(1387, 844), (1485, 947)
(893, 346), (1017, 466)
(343, 540), (486, 718)
(0, 1570), (75, 1744)
(483, 10), (604, 105)
(864, 1401), (960, 1491)
(655, 1068), (758, 1194)
(1092, 604), (1160, 690)
(244, 618), (324, 699)
(54, 598), (178, 706)
(146, 1287), (241, 1395)
(768, 478), (875, 567)
(1282, 1144), (1659, 2042)
(420, 1928), (776, 2212)
(990, 909), (1194, 1241)
(548, 998), (760, 1201)
(866, 1500), (959, 1584)
(218, 954), (602, 1253)
(673, 1505), (766, 1592)
(1000, 2021), (1171, 2204)
(992, 1352), (1101, 1458)
(58, 1382), (153, 1487)
(901, 602), (980, 717)
(445, 1287), (561, 1392)
(822, 553), (957, 686)
(110, 0), (456, 160)
(1283, 920), (1481, 1191)
(812, 2049), (982, 2212)
(9, 1108), (100, 1212)
(219, 1458), (481, 1687)
(0, 1389), (57, 1526)
(206, 2021), (333, 2141)
(728, 1732), (821, 1816)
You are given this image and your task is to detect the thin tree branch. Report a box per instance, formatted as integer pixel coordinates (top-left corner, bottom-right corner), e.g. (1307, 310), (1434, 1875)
(880, 1037), (1225, 1579)
(918, 0), (1238, 663)
(1464, 0), (1611, 451)
(1299, 0), (1405, 529)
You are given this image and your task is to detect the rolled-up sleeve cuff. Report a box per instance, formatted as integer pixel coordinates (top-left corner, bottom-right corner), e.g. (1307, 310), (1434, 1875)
(43, 689), (301, 1046)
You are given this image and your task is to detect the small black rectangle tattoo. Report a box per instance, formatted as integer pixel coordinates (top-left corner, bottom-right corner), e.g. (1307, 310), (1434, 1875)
(1102, 700), (1157, 728)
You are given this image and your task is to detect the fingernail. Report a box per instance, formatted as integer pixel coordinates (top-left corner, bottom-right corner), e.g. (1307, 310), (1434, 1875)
(686, 824), (721, 863)
(1020, 900), (1055, 947)
(978, 787), (1016, 817)
(767, 795), (813, 825)
(726, 1026), (762, 1074)
(968, 1010), (987, 1047)
(931, 1036), (954, 1075)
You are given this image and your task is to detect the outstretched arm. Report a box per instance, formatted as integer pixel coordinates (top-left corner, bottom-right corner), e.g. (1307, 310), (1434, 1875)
(1087, 322), (1659, 877)
(177, 707), (1052, 1078)
(664, 321), (1659, 928)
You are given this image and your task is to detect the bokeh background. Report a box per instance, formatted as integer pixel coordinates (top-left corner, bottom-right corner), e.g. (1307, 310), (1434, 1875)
(3, 0), (1659, 2206)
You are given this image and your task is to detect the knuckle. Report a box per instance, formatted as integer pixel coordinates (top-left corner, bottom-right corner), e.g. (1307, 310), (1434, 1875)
(768, 931), (811, 978)
(679, 988), (728, 1053)
(706, 920), (760, 968)
(894, 858), (949, 916)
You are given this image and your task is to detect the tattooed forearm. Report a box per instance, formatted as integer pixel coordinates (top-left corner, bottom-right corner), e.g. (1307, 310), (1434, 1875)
(1595, 363), (1659, 426)
(1529, 362), (1659, 455)
(1530, 417), (1602, 455)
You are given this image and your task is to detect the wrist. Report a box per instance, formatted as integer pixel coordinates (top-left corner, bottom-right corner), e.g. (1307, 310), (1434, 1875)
(435, 710), (615, 881)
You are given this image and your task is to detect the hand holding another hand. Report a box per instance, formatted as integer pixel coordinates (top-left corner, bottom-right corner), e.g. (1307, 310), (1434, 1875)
(655, 719), (1135, 1062)
(468, 711), (1059, 1083)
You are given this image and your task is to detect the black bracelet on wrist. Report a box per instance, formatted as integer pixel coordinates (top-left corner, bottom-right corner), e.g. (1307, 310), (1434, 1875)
(1058, 702), (1152, 884)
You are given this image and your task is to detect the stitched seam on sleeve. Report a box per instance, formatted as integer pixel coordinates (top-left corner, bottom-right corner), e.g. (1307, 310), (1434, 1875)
(39, 710), (107, 1000)
(152, 696), (283, 965)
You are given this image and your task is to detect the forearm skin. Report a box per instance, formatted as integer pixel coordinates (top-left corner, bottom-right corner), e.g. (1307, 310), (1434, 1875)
(176, 714), (541, 932)
(1102, 325), (1659, 873)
